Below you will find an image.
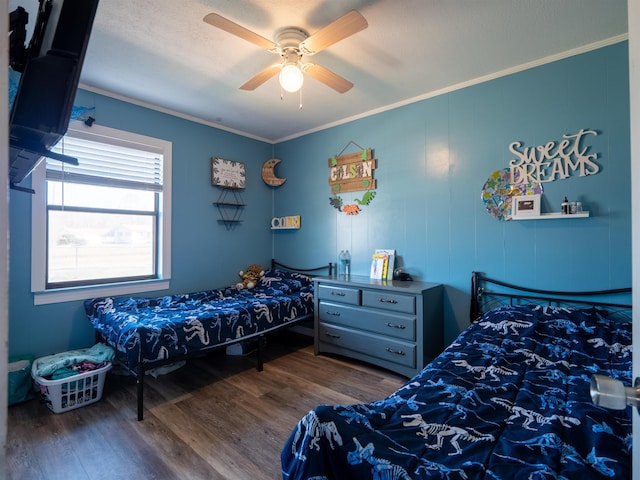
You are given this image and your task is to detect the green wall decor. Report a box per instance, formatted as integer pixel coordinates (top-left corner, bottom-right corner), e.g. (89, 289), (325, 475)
(327, 146), (377, 215)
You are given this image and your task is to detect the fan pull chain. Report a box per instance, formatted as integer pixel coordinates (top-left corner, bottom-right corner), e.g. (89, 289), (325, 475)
(279, 85), (303, 109)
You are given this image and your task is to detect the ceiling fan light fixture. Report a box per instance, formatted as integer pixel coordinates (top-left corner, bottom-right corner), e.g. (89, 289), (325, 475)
(205, 10), (367, 94)
(279, 63), (304, 92)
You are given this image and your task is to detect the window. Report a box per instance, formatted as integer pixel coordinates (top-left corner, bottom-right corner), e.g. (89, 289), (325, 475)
(31, 121), (172, 305)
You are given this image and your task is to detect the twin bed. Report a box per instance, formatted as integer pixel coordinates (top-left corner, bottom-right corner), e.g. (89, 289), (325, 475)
(281, 272), (633, 479)
(84, 260), (331, 420)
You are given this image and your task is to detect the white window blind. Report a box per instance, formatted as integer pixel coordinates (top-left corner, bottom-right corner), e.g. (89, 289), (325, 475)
(48, 135), (163, 191)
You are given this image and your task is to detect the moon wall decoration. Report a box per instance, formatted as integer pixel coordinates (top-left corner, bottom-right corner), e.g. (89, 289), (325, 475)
(261, 158), (286, 187)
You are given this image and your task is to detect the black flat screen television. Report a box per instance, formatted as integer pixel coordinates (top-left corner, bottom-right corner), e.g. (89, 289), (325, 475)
(9, 0), (99, 190)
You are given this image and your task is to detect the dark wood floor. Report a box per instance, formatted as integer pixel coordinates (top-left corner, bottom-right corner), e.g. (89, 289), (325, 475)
(6, 331), (405, 480)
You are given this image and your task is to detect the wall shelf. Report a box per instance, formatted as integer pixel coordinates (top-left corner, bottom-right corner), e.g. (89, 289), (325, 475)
(270, 215), (301, 230)
(214, 202), (246, 207)
(214, 188), (245, 230)
(512, 211), (590, 221)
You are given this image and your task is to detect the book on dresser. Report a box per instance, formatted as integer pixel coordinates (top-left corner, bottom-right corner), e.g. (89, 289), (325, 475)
(370, 253), (388, 280)
(374, 248), (396, 280)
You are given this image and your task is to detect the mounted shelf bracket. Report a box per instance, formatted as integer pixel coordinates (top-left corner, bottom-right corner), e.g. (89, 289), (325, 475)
(214, 188), (245, 230)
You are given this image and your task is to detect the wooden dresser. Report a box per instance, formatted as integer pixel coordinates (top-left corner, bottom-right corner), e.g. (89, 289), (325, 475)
(314, 275), (443, 378)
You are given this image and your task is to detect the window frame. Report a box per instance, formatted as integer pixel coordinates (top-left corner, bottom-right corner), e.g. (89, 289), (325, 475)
(31, 121), (172, 305)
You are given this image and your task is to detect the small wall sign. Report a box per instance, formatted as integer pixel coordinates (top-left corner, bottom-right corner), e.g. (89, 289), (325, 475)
(328, 147), (377, 215)
(262, 158), (286, 187)
(328, 148), (376, 194)
(271, 215), (301, 230)
(211, 158), (246, 189)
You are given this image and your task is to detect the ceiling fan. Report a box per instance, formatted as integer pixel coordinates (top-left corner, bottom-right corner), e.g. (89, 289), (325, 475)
(203, 10), (368, 94)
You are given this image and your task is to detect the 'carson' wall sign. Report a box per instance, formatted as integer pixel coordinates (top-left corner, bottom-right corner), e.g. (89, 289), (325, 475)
(328, 148), (377, 215)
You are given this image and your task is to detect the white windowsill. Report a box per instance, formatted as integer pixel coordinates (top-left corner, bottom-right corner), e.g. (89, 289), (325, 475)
(33, 279), (171, 305)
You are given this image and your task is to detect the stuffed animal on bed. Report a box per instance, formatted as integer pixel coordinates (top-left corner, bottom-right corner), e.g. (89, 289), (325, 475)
(236, 264), (265, 289)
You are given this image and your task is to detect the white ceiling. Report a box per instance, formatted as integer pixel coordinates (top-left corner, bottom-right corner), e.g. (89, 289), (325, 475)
(15, 0), (630, 143)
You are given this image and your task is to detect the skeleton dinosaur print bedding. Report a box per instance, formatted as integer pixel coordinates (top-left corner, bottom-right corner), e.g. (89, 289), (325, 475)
(281, 304), (632, 479)
(84, 269), (314, 372)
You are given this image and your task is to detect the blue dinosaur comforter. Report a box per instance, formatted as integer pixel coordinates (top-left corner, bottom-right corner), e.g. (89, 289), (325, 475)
(282, 304), (632, 479)
(84, 269), (314, 371)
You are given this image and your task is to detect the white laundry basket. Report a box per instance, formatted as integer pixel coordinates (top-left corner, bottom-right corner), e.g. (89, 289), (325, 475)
(31, 355), (111, 413)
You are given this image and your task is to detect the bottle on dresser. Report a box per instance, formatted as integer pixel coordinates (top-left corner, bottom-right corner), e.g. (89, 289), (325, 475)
(338, 250), (351, 277)
(344, 250), (351, 276)
(338, 250), (346, 276)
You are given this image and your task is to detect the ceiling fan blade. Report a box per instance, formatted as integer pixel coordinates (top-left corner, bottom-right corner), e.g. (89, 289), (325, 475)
(203, 13), (278, 52)
(299, 10), (367, 55)
(240, 65), (281, 91)
(302, 63), (353, 93)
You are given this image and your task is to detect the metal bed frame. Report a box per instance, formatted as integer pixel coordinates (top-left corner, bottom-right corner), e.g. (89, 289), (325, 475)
(470, 271), (631, 322)
(99, 259), (332, 420)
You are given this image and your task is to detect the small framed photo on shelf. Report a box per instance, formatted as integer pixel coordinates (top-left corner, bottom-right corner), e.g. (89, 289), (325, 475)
(511, 194), (541, 219)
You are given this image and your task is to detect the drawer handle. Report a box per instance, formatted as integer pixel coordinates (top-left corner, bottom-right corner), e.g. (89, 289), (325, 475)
(385, 322), (406, 330)
(331, 291), (346, 297)
(379, 298), (398, 304)
(325, 311), (341, 317)
(325, 332), (341, 339)
(386, 347), (406, 356)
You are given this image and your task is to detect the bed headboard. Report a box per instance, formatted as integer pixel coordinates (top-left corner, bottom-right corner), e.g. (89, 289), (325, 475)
(271, 259), (333, 276)
(470, 271), (632, 322)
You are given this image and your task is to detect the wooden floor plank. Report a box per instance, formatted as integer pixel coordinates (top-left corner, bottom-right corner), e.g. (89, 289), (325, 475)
(7, 331), (405, 480)
(6, 402), (49, 480)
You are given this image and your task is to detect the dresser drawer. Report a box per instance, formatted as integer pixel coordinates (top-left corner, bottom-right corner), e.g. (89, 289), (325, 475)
(318, 284), (361, 305)
(362, 290), (415, 314)
(318, 301), (416, 341)
(318, 323), (416, 368)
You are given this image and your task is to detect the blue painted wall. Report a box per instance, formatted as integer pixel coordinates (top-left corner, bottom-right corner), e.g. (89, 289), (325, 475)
(8, 41), (631, 357)
(273, 42), (631, 344)
(8, 91), (275, 358)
